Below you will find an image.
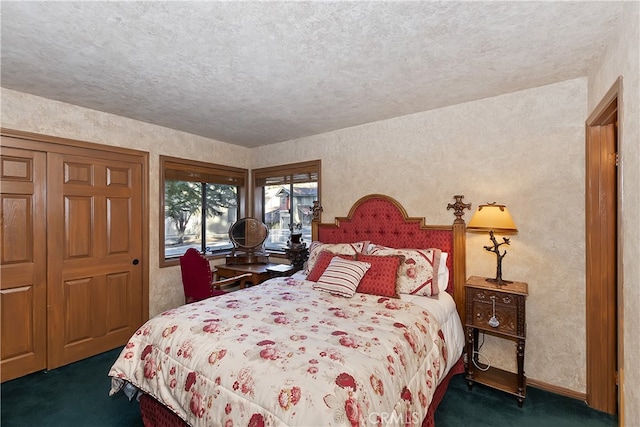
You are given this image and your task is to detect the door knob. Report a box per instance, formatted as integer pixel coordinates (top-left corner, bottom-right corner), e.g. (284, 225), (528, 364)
(132, 259), (139, 265)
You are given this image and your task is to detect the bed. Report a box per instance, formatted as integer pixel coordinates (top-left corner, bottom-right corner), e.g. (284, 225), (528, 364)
(109, 194), (470, 426)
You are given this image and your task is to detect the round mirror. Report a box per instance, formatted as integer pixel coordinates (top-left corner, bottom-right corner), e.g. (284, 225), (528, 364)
(229, 218), (269, 250)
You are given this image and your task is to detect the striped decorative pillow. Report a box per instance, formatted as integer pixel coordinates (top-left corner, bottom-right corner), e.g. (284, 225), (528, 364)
(313, 257), (371, 297)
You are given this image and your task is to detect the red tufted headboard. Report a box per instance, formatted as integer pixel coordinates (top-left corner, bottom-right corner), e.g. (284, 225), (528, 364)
(312, 194), (468, 316)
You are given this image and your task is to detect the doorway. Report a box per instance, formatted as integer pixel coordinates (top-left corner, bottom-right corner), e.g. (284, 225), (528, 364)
(585, 77), (621, 415)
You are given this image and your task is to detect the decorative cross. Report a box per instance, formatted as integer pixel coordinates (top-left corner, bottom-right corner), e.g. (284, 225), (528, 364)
(447, 195), (471, 222)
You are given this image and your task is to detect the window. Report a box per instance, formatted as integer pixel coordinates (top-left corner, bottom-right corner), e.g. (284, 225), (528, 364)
(160, 156), (247, 266)
(253, 160), (320, 252)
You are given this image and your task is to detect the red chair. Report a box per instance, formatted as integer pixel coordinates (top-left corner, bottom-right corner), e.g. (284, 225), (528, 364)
(179, 248), (251, 303)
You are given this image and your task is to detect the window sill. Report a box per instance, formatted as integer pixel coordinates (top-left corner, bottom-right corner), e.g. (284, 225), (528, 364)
(161, 250), (232, 268)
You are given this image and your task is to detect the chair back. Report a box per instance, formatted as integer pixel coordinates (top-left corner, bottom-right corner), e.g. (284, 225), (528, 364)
(179, 248), (214, 303)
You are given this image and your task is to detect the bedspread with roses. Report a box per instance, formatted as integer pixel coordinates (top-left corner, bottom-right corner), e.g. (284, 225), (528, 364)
(109, 277), (449, 427)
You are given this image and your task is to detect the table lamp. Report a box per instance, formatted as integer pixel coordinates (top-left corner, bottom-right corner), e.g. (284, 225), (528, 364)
(467, 202), (518, 286)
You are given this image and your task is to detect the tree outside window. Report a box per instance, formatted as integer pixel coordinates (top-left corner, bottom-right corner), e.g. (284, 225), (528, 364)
(160, 156), (247, 266)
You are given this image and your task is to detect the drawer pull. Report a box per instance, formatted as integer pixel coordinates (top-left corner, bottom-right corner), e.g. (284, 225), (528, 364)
(488, 296), (500, 328)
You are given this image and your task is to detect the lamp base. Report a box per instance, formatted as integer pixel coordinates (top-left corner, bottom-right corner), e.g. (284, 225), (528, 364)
(485, 277), (513, 287)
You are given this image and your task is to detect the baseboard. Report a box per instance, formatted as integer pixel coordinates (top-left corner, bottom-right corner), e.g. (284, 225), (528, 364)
(527, 378), (586, 402)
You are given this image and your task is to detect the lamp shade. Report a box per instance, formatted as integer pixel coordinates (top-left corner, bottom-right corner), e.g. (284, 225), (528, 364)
(467, 203), (518, 233)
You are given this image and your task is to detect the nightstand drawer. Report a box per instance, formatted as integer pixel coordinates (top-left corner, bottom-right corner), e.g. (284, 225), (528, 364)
(466, 282), (526, 338)
(471, 297), (518, 335)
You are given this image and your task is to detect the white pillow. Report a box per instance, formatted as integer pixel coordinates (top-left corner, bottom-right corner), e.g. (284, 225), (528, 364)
(313, 257), (371, 298)
(439, 252), (449, 289)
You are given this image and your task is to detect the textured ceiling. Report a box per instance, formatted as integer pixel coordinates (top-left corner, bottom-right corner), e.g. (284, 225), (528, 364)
(1, 1), (623, 148)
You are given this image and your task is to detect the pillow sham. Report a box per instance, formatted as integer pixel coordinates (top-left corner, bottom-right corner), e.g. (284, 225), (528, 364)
(370, 246), (448, 281)
(369, 246), (442, 296)
(306, 251), (355, 282)
(313, 257), (371, 298)
(355, 253), (403, 298)
(305, 241), (370, 274)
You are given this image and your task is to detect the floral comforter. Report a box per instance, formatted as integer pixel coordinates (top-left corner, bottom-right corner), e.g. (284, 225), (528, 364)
(109, 277), (449, 427)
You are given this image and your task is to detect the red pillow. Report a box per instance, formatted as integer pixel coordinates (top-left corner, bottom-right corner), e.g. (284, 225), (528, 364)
(355, 253), (403, 298)
(306, 251), (355, 282)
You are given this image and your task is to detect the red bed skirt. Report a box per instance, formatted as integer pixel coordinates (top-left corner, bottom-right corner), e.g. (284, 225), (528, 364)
(138, 357), (464, 427)
(422, 356), (464, 427)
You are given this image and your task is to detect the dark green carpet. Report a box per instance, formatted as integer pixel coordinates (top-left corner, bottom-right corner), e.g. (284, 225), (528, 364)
(435, 374), (617, 427)
(1, 348), (618, 426)
(1, 348), (142, 427)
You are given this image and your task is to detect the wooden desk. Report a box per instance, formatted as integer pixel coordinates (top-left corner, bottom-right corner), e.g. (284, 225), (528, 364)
(215, 263), (289, 288)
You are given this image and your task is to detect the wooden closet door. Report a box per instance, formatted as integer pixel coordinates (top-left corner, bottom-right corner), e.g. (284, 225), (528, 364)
(47, 151), (143, 369)
(0, 146), (47, 382)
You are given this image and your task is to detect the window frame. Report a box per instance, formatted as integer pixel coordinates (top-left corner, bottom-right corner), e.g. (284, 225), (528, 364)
(160, 155), (248, 267)
(252, 160), (321, 253)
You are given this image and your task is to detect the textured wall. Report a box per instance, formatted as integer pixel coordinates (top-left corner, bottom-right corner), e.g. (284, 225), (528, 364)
(253, 79), (589, 393)
(587, 2), (640, 422)
(0, 88), (252, 317)
(3, 72), (625, 397)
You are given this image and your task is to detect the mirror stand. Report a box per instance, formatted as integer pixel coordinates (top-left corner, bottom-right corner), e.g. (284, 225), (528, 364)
(226, 218), (270, 265)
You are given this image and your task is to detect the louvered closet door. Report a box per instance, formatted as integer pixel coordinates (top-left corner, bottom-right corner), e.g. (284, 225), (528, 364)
(0, 146), (47, 382)
(47, 151), (143, 369)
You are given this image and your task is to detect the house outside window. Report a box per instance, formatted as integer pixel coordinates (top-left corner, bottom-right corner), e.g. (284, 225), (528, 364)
(253, 160), (320, 252)
(160, 156), (247, 266)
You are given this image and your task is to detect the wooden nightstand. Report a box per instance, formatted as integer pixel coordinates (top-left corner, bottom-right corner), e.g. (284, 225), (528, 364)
(266, 263), (296, 278)
(465, 275), (528, 406)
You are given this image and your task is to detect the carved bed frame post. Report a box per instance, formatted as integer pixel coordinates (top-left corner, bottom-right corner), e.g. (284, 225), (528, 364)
(311, 200), (323, 240)
(447, 195), (471, 325)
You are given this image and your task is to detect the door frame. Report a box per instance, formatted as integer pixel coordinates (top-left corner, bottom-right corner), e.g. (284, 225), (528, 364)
(584, 77), (623, 417)
(0, 128), (150, 325)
